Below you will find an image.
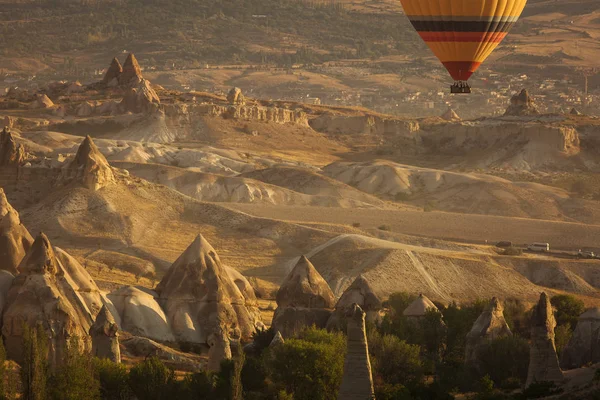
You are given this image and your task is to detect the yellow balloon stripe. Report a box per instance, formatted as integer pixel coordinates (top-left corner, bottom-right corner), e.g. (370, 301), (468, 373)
(402, 0), (526, 17)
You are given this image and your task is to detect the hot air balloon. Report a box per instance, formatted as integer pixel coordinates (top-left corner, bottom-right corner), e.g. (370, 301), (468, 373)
(399, 0), (528, 93)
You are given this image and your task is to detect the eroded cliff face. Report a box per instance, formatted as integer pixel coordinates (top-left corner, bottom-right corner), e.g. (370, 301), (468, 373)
(420, 120), (581, 170)
(309, 112), (420, 138)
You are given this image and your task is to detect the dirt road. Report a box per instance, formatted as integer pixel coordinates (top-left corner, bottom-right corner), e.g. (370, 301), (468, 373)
(224, 204), (600, 251)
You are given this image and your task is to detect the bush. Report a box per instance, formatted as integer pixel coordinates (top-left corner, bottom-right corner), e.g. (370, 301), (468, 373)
(423, 201), (436, 212)
(550, 294), (584, 329)
(503, 298), (531, 338)
(519, 381), (563, 399)
(478, 336), (529, 388)
(352, 222), (361, 228)
(503, 247), (523, 256)
(554, 324), (572, 355)
(48, 337), (101, 400)
(368, 329), (423, 386)
(93, 358), (132, 400)
(378, 224), (391, 231)
(128, 357), (176, 400)
(267, 327), (346, 400)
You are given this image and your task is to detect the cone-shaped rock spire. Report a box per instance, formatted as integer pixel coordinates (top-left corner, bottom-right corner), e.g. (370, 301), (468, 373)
(90, 305), (121, 363)
(64, 135), (115, 191)
(276, 255), (335, 309)
(119, 53), (143, 86)
(0, 128), (26, 166)
(0, 188), (33, 274)
(102, 57), (123, 85)
(465, 297), (512, 367)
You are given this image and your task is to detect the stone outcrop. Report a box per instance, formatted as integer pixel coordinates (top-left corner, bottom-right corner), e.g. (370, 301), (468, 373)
(1, 234), (93, 366)
(227, 87), (245, 105)
(309, 112), (420, 138)
(119, 53), (143, 86)
(2, 116), (14, 130)
(121, 336), (201, 370)
(270, 331), (285, 347)
(29, 94), (54, 109)
(90, 305), (121, 363)
(120, 80), (160, 114)
(0, 270), (14, 317)
(0, 128), (26, 166)
(103, 57), (123, 85)
(504, 89), (539, 116)
(526, 292), (564, 387)
(155, 234), (263, 344)
(0, 188), (34, 274)
(327, 275), (383, 330)
(441, 108), (461, 122)
(272, 256), (335, 337)
(403, 293), (439, 318)
(107, 286), (174, 342)
(76, 101), (95, 117)
(207, 328), (232, 372)
(62, 136), (115, 191)
(465, 297), (512, 368)
(338, 304), (375, 400)
(560, 308), (600, 369)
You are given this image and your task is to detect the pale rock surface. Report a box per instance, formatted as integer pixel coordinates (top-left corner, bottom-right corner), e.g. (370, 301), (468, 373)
(120, 80), (160, 114)
(103, 58), (123, 85)
(1, 234), (93, 366)
(338, 304), (375, 400)
(207, 329), (232, 372)
(272, 256), (335, 337)
(570, 108), (582, 116)
(76, 101), (95, 117)
(270, 331), (285, 347)
(90, 305), (121, 363)
(441, 108), (461, 121)
(66, 81), (84, 94)
(227, 87), (245, 105)
(403, 293), (439, 317)
(0, 188), (34, 274)
(465, 297), (512, 367)
(122, 336), (201, 370)
(0, 270), (14, 317)
(526, 292), (564, 387)
(504, 89), (539, 116)
(107, 285), (175, 342)
(156, 234), (263, 344)
(0, 128), (26, 166)
(561, 308), (600, 369)
(29, 94), (54, 109)
(327, 275), (383, 330)
(62, 135), (115, 191)
(119, 53), (143, 86)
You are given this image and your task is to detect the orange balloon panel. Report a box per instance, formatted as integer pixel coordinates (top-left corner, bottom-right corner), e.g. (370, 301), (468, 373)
(399, 0), (527, 81)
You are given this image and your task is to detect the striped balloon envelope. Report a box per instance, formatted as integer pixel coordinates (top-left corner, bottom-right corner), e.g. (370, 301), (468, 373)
(399, 0), (527, 89)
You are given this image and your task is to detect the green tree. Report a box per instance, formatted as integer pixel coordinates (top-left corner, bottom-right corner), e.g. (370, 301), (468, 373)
(551, 295), (584, 330)
(48, 337), (100, 400)
(92, 358), (133, 400)
(441, 300), (486, 362)
(267, 327), (345, 400)
(21, 324), (49, 400)
(0, 339), (6, 399)
(503, 298), (531, 338)
(478, 336), (529, 388)
(368, 328), (423, 387)
(554, 324), (572, 356)
(214, 343), (244, 400)
(128, 357), (176, 400)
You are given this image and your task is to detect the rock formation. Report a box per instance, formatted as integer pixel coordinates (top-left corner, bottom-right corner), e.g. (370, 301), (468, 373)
(270, 331), (285, 347)
(327, 275), (383, 330)
(227, 87), (245, 105)
(29, 94), (54, 109)
(207, 328), (232, 372)
(0, 188), (34, 274)
(403, 293), (439, 318)
(2, 116), (14, 130)
(1, 234), (93, 366)
(0, 270), (14, 317)
(90, 305), (121, 363)
(441, 108), (461, 122)
(272, 256), (335, 337)
(504, 89), (539, 116)
(570, 108), (582, 116)
(465, 297), (512, 368)
(107, 286), (174, 342)
(526, 292), (564, 387)
(63, 135), (115, 191)
(0, 128), (26, 166)
(338, 304), (375, 400)
(155, 234), (263, 344)
(76, 101), (95, 117)
(120, 80), (160, 114)
(103, 57), (123, 86)
(119, 53), (143, 86)
(560, 308), (600, 369)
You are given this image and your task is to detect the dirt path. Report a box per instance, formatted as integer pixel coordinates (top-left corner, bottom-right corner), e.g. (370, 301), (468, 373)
(224, 204), (600, 251)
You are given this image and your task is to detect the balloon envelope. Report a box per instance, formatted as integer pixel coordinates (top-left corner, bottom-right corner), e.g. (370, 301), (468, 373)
(399, 0), (527, 81)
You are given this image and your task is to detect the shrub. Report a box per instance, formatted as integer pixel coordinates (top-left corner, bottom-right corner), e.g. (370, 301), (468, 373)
(478, 336), (529, 388)
(520, 381), (563, 399)
(368, 329), (423, 386)
(352, 222), (361, 228)
(503, 246), (523, 256)
(128, 357), (176, 400)
(423, 201), (436, 212)
(554, 324), (572, 355)
(378, 224), (391, 231)
(550, 294), (585, 329)
(21, 324), (49, 400)
(267, 327), (345, 400)
(93, 358), (132, 400)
